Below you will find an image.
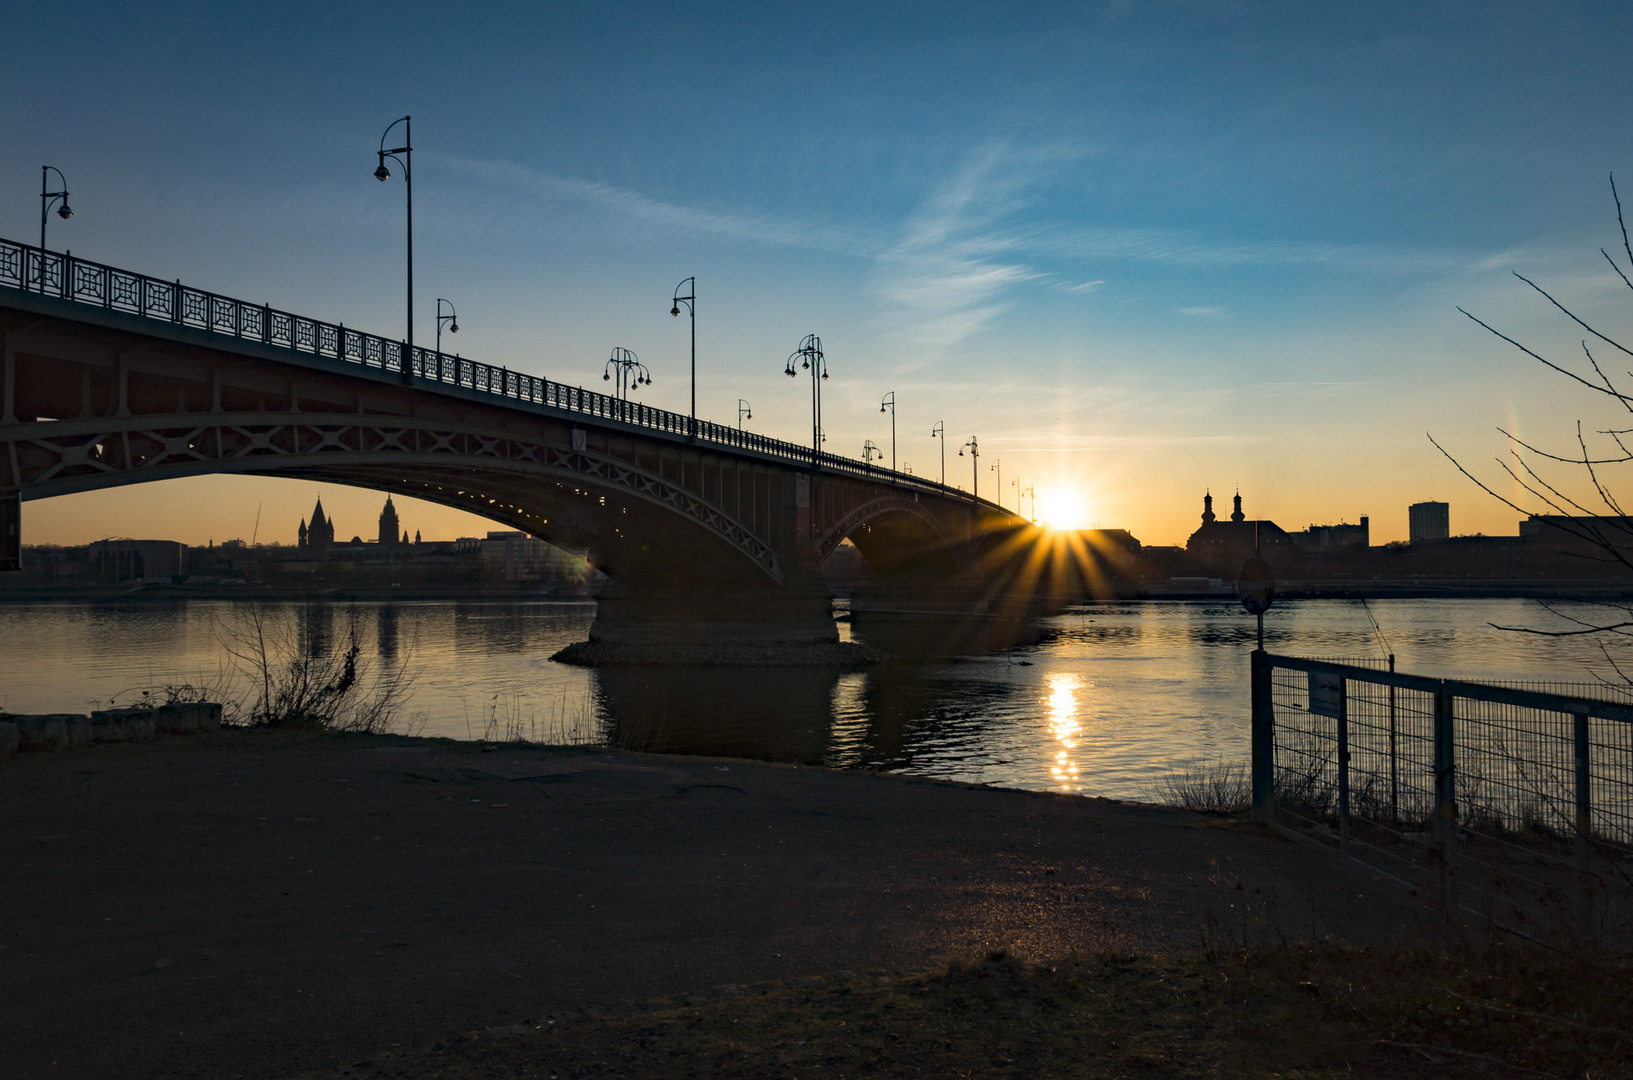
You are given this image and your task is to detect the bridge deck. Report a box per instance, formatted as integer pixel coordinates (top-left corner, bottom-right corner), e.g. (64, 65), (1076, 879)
(0, 237), (1008, 514)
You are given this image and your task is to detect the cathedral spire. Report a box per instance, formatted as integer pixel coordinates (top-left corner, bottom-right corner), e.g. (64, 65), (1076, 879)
(1201, 490), (1215, 524)
(1231, 490), (1245, 523)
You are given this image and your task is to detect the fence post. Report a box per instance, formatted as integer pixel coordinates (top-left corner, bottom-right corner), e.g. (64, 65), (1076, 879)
(1251, 649), (1274, 823)
(1337, 678), (1351, 858)
(1433, 681), (1458, 914)
(1574, 708), (1593, 936)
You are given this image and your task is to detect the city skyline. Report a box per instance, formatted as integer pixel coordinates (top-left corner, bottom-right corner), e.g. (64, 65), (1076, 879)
(6, 2), (1632, 547)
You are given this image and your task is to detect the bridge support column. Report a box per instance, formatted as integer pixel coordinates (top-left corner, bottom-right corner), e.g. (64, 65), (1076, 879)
(587, 575), (838, 649)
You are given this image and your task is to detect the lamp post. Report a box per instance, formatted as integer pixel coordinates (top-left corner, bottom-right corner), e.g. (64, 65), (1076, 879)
(930, 420), (945, 485)
(738, 398), (752, 430)
(1025, 484), (1036, 523)
(1011, 474), (1021, 513)
(990, 458), (1001, 505)
(958, 436), (979, 501)
(670, 277), (695, 437)
(879, 391), (896, 473)
(435, 298), (459, 358)
(38, 166), (72, 292)
(863, 439), (882, 470)
(374, 116), (413, 382)
(603, 347), (651, 404)
(784, 334), (827, 469)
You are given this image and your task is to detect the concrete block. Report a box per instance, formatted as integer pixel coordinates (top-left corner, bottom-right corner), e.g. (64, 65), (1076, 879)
(13, 715), (76, 752)
(90, 708), (156, 742)
(0, 722), (17, 757)
(62, 715), (92, 748)
(155, 702), (221, 734)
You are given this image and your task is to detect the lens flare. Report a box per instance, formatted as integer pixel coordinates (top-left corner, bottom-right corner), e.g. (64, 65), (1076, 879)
(1035, 488), (1089, 531)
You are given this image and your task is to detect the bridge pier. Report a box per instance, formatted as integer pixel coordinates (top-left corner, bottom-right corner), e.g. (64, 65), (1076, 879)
(587, 576), (838, 648)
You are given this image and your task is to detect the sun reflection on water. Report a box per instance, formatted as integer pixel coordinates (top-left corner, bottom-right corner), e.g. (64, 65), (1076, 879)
(1045, 671), (1084, 792)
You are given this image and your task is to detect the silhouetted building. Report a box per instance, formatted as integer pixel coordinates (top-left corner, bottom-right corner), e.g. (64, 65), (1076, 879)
(1300, 518), (1369, 550)
(1410, 501), (1450, 544)
(88, 539), (187, 582)
(378, 496), (400, 547)
(1186, 491), (1294, 571)
(298, 498), (335, 556)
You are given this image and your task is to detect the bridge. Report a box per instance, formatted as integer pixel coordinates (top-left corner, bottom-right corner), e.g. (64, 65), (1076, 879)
(0, 238), (1073, 652)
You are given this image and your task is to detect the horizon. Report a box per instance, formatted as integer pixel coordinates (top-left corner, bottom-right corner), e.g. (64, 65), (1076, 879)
(7, 2), (1633, 550)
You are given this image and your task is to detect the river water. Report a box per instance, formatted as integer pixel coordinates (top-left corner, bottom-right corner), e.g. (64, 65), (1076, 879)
(2, 596), (1629, 800)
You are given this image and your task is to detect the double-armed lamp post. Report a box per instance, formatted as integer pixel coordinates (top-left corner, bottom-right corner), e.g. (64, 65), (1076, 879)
(604, 347), (651, 403)
(38, 166), (72, 292)
(374, 116), (413, 382)
(785, 334), (828, 469)
(958, 435), (980, 501)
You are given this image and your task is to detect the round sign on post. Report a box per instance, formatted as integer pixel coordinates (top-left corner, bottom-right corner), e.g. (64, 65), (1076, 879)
(1239, 555), (1274, 651)
(1238, 556), (1274, 615)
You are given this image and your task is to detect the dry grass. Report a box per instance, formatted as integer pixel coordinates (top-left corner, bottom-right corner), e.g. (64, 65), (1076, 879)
(282, 944), (1633, 1080)
(1144, 758), (1253, 815)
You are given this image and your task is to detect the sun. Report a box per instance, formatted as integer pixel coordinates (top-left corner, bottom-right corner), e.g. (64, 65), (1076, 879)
(1034, 488), (1090, 531)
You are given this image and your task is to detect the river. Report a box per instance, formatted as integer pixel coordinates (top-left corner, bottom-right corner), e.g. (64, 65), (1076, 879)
(2, 596), (1629, 799)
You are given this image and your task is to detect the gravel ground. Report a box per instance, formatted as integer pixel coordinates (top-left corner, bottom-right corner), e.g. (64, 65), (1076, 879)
(1, 729), (1426, 1078)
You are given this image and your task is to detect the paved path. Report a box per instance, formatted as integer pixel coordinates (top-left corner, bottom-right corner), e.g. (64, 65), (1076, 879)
(1, 731), (1422, 1079)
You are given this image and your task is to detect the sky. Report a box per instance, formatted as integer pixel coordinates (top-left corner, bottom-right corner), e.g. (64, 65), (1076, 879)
(7, 1), (1633, 547)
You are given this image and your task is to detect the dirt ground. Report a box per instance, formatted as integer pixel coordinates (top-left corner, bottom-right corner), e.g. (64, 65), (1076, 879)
(1, 730), (1427, 1079)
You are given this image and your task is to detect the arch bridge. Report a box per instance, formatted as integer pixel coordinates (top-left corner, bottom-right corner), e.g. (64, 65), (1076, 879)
(0, 239), (1035, 647)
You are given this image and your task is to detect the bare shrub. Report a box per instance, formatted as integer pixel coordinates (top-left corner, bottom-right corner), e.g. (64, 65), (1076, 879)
(1144, 759), (1251, 814)
(220, 602), (418, 733)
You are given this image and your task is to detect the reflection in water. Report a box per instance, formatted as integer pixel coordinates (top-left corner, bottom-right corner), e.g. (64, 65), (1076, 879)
(594, 666), (841, 764)
(5, 597), (1633, 799)
(376, 604), (399, 665)
(1046, 672), (1083, 793)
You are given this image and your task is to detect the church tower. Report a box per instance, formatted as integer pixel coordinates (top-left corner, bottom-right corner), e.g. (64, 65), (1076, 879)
(1231, 491), (1245, 523)
(1201, 491), (1215, 524)
(308, 498), (334, 555)
(378, 496), (400, 547)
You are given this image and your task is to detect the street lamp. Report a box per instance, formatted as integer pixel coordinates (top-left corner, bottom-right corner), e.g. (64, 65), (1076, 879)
(603, 347), (651, 403)
(436, 298), (459, 357)
(784, 334), (828, 468)
(670, 276), (695, 437)
(930, 421), (945, 485)
(1011, 474), (1021, 513)
(957, 436), (979, 501)
(38, 166), (72, 292)
(990, 458), (1001, 505)
(863, 439), (882, 468)
(1023, 484), (1036, 523)
(879, 391), (896, 473)
(738, 398), (752, 430)
(374, 115), (413, 381)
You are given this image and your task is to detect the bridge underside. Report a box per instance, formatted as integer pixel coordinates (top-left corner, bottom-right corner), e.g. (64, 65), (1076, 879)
(1, 298), (1038, 651)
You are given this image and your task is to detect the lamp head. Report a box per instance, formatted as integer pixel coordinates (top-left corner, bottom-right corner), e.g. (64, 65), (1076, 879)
(880, 405), (886, 413)
(821, 371), (828, 380)
(374, 160), (391, 182)
(670, 306), (680, 317)
(57, 204), (72, 220)
(746, 411), (752, 419)
(449, 322), (459, 334)
(958, 448), (964, 457)
(603, 373), (611, 381)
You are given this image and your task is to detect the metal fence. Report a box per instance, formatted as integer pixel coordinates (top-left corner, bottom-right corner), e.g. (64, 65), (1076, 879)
(0, 237), (1006, 506)
(1251, 651), (1633, 947)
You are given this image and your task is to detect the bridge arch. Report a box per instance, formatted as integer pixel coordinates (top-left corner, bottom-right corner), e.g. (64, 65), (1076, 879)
(814, 494), (963, 577)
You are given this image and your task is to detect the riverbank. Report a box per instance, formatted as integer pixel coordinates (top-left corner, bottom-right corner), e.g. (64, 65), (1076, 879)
(1, 728), (1426, 1079)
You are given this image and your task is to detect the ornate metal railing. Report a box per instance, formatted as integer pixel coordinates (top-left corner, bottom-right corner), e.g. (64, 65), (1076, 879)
(0, 237), (1008, 509)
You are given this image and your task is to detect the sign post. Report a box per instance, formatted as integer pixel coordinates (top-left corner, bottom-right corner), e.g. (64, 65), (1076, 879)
(1238, 555), (1274, 649)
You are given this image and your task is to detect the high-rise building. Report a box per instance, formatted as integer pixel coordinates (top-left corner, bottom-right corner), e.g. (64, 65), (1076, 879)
(1409, 501), (1450, 543)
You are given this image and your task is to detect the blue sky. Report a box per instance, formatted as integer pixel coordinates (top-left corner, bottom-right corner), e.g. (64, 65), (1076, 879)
(8, 2), (1633, 546)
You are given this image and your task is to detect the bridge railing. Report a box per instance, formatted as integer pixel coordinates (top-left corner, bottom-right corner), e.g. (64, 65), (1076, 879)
(0, 237), (1012, 511)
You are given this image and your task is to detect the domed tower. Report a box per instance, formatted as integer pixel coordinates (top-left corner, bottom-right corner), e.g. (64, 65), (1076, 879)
(378, 496), (400, 547)
(1201, 491), (1216, 524)
(1231, 491), (1245, 523)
